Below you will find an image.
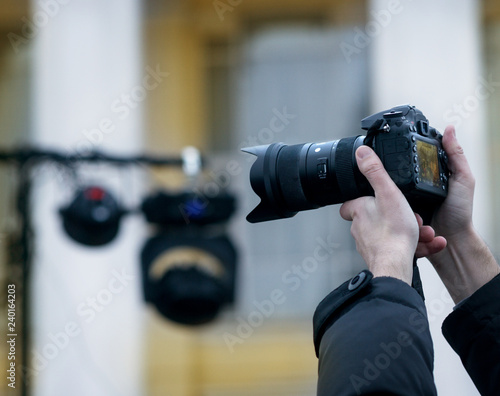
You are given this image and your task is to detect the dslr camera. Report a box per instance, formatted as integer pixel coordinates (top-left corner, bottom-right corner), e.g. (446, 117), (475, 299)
(243, 105), (449, 223)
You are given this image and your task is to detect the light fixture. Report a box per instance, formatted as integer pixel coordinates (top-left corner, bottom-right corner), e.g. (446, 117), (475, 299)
(59, 186), (126, 247)
(140, 191), (238, 325)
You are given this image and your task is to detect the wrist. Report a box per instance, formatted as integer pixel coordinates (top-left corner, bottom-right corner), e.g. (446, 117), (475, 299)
(438, 223), (475, 245)
(368, 250), (414, 285)
(429, 226), (500, 303)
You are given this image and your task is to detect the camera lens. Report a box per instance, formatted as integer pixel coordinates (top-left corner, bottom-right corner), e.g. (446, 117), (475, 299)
(243, 135), (369, 223)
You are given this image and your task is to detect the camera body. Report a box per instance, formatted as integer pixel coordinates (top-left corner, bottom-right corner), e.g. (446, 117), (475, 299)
(362, 104), (448, 203)
(243, 105), (449, 223)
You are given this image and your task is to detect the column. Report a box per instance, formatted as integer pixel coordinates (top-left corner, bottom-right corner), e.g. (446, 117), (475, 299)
(30, 1), (145, 395)
(368, 1), (486, 395)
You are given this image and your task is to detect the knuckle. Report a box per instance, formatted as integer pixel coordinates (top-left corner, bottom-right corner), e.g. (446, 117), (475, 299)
(362, 160), (383, 178)
(453, 144), (465, 156)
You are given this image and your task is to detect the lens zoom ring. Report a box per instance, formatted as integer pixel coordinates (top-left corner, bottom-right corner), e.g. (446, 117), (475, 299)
(335, 137), (359, 201)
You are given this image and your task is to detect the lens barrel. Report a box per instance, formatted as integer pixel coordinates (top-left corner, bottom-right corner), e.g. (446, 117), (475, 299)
(243, 135), (369, 223)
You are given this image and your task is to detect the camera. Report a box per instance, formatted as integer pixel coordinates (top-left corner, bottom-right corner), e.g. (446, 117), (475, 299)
(242, 105), (449, 223)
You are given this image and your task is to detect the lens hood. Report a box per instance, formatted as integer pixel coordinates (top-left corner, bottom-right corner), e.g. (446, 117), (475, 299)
(242, 143), (297, 223)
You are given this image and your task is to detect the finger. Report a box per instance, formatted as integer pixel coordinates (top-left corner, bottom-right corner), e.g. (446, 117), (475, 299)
(339, 200), (354, 221)
(415, 213), (423, 228)
(442, 125), (474, 183)
(418, 225), (436, 243)
(415, 236), (447, 258)
(339, 200), (357, 221)
(355, 146), (399, 200)
(339, 196), (372, 221)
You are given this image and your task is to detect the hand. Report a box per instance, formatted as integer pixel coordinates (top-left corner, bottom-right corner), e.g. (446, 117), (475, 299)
(415, 213), (447, 258)
(430, 126), (475, 240)
(340, 146), (419, 285)
(425, 125), (499, 303)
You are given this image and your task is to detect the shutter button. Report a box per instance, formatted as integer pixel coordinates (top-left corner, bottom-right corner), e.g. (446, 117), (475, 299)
(348, 271), (367, 291)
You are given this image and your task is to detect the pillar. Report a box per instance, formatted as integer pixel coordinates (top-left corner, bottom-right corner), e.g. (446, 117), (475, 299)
(369, 1), (486, 395)
(30, 1), (145, 395)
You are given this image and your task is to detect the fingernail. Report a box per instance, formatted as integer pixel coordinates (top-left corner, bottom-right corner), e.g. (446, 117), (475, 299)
(357, 146), (372, 160)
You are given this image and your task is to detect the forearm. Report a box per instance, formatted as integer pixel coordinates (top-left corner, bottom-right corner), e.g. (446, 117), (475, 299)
(429, 225), (500, 304)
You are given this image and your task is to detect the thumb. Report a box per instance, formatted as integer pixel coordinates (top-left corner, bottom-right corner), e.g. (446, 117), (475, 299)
(356, 145), (398, 199)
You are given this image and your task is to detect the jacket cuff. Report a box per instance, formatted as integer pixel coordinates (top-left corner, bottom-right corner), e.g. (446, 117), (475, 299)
(313, 270), (426, 357)
(442, 273), (500, 355)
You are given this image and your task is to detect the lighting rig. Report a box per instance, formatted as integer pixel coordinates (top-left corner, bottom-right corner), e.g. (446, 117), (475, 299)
(0, 147), (238, 396)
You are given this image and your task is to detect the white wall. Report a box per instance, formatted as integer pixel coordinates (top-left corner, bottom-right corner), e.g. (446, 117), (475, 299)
(369, 0), (487, 395)
(30, 1), (145, 395)
(485, 22), (500, 253)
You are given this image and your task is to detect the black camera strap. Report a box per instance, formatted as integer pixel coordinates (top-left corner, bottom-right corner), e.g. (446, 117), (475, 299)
(363, 118), (388, 147)
(412, 256), (425, 301)
(412, 204), (437, 302)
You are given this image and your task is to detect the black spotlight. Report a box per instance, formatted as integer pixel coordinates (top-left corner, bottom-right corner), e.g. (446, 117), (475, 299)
(59, 186), (126, 247)
(140, 191), (237, 325)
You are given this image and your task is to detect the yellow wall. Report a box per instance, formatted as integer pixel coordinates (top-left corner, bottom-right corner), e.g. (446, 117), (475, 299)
(146, 311), (318, 396)
(0, 2), (31, 394)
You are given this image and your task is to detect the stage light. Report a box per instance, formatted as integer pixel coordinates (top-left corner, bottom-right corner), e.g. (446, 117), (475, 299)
(140, 191), (238, 325)
(141, 190), (236, 226)
(59, 186), (126, 247)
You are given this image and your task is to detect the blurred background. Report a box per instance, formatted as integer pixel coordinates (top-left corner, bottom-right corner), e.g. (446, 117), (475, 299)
(0, 0), (499, 395)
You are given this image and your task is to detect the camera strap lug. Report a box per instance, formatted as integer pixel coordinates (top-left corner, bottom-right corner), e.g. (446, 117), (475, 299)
(363, 118), (390, 147)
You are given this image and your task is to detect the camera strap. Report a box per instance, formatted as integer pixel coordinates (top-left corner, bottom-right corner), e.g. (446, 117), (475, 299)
(412, 256), (425, 301)
(363, 118), (389, 147)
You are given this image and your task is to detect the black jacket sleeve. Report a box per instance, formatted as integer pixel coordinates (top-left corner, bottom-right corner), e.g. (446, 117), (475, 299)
(442, 273), (500, 396)
(313, 270), (437, 396)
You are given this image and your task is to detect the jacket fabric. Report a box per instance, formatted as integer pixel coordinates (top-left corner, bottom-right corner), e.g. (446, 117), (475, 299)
(441, 273), (500, 396)
(313, 271), (500, 395)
